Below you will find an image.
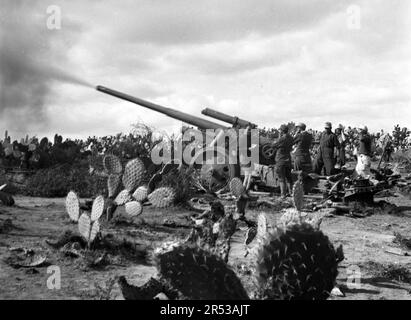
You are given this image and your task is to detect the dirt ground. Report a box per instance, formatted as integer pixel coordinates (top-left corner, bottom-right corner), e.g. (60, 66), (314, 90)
(0, 191), (410, 300)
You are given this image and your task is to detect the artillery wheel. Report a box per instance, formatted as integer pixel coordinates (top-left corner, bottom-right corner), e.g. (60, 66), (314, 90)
(190, 147), (239, 193)
(261, 144), (276, 160)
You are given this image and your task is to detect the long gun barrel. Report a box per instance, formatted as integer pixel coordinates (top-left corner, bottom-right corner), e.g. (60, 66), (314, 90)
(201, 108), (257, 129)
(96, 86), (227, 130)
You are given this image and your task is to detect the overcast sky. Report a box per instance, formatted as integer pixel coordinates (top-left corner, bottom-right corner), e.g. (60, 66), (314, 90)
(1, 0), (410, 140)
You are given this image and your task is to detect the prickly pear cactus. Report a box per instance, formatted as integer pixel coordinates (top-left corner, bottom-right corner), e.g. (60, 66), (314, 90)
(278, 208), (302, 228)
(122, 158), (146, 192)
(114, 189), (131, 206)
(255, 223), (338, 300)
(218, 212), (236, 239)
(66, 191), (80, 222)
(148, 187), (176, 208)
(103, 154), (122, 175)
(74, 196), (104, 247)
(78, 213), (100, 246)
(133, 186), (148, 202)
(279, 179), (323, 230)
(292, 180), (304, 211)
(154, 243), (249, 300)
(211, 213), (237, 263)
(91, 195), (105, 222)
(78, 213), (91, 240)
(107, 174), (121, 198)
(125, 201), (143, 217)
(256, 213), (268, 243)
(229, 177), (245, 197)
(279, 179), (304, 228)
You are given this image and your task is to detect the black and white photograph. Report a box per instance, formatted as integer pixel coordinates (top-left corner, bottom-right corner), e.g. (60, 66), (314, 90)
(0, 0), (410, 305)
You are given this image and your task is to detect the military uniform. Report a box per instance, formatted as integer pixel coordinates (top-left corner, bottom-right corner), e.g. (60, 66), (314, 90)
(355, 129), (372, 177)
(335, 126), (347, 168)
(273, 129), (294, 197)
(314, 123), (340, 176)
(293, 130), (313, 173)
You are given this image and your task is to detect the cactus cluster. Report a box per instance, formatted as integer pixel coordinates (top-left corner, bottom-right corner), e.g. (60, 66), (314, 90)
(65, 192), (104, 247)
(102, 155), (146, 216)
(104, 155), (177, 217)
(121, 208), (341, 300)
(116, 175), (341, 301)
(116, 158), (146, 216)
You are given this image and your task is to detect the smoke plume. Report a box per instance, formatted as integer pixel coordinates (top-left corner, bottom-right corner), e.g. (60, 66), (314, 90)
(0, 1), (91, 135)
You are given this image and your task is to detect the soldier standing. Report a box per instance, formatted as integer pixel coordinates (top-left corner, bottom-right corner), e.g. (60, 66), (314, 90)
(379, 132), (393, 162)
(335, 124), (347, 169)
(314, 122), (340, 176)
(272, 124), (294, 198)
(355, 125), (372, 177)
(293, 122), (313, 174)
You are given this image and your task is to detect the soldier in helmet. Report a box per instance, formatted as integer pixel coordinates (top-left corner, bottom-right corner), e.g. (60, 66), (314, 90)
(272, 124), (294, 198)
(293, 122), (313, 174)
(314, 122), (340, 176)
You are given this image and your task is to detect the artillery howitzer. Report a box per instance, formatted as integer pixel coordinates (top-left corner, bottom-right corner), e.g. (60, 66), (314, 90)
(96, 86), (278, 192)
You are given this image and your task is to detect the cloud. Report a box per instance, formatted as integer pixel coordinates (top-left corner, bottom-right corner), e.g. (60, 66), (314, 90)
(90, 0), (347, 45)
(1, 0), (410, 140)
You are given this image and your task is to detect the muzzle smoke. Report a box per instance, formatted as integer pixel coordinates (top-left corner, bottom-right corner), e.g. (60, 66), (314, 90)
(0, 1), (92, 134)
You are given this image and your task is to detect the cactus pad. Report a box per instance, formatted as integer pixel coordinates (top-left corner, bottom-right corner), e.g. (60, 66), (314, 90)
(229, 177), (244, 197)
(292, 180), (304, 211)
(89, 220), (100, 242)
(91, 195), (105, 222)
(255, 223), (338, 300)
(66, 191), (80, 222)
(114, 189), (131, 206)
(279, 208), (301, 228)
(103, 154), (122, 174)
(122, 158), (146, 192)
(148, 187), (176, 208)
(155, 243), (249, 300)
(133, 186), (148, 202)
(256, 213), (268, 243)
(107, 174), (121, 198)
(245, 227), (257, 245)
(125, 201), (143, 217)
(78, 213), (91, 241)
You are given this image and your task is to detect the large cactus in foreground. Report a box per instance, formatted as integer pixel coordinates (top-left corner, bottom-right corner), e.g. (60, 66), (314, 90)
(117, 177), (341, 300)
(154, 243), (249, 300)
(255, 222), (338, 300)
(254, 180), (339, 300)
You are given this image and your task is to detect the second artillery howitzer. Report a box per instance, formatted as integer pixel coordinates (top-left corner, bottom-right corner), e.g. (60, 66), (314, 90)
(96, 86), (279, 192)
